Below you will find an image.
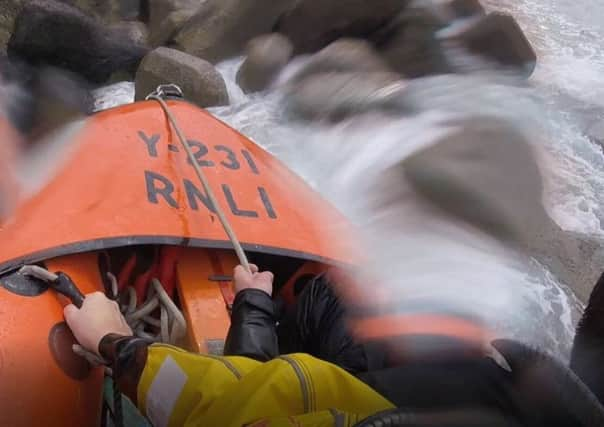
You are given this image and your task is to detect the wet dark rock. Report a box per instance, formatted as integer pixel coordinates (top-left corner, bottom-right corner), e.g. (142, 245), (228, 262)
(147, 0), (201, 47)
(402, 117), (545, 244)
(236, 34), (293, 94)
(400, 115), (603, 302)
(135, 47), (228, 108)
(373, 4), (453, 78)
(277, 0), (409, 54)
(7, 0), (149, 83)
(530, 223), (604, 304)
(173, 0), (297, 63)
(441, 12), (537, 77)
(289, 38), (393, 84)
(58, 0), (143, 23)
(286, 71), (405, 120)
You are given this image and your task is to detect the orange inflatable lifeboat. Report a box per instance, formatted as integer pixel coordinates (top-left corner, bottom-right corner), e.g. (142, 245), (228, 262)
(0, 98), (359, 426)
(0, 94), (491, 426)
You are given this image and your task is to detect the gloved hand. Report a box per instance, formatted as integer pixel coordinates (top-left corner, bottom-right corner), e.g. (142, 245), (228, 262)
(64, 292), (133, 356)
(233, 264), (274, 297)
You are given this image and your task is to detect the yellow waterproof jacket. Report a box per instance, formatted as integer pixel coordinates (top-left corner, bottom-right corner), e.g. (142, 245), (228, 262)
(137, 344), (394, 427)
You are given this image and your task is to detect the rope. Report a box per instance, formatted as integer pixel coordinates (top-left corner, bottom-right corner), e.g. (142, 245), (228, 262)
(147, 93), (251, 273)
(20, 265), (187, 356)
(123, 280), (187, 345)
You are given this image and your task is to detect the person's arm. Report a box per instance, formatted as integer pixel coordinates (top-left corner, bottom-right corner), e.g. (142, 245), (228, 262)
(224, 264), (279, 361)
(64, 292), (150, 404)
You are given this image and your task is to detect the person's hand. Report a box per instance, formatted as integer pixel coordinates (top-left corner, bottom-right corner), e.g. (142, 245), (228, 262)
(64, 292), (132, 356)
(233, 264), (274, 296)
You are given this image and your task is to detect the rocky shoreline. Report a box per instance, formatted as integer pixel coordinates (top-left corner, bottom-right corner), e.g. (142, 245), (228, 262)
(0, 0), (602, 303)
(0, 0), (536, 106)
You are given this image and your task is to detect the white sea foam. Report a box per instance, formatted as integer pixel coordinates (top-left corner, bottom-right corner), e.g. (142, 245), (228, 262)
(92, 1), (604, 359)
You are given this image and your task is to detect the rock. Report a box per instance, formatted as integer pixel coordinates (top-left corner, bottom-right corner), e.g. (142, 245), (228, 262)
(110, 21), (149, 46)
(148, 9), (197, 47)
(402, 116), (546, 244)
(373, 4), (453, 78)
(399, 115), (604, 302)
(7, 1), (149, 83)
(173, 0), (297, 63)
(277, 0), (409, 54)
(236, 34), (293, 94)
(147, 0), (201, 47)
(286, 71), (405, 120)
(449, 0), (485, 17)
(289, 38), (393, 84)
(529, 222), (604, 304)
(135, 47), (228, 108)
(0, 0), (25, 54)
(441, 12), (537, 76)
(58, 0), (143, 23)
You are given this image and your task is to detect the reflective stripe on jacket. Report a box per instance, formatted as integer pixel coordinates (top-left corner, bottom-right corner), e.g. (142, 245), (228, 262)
(137, 345), (394, 427)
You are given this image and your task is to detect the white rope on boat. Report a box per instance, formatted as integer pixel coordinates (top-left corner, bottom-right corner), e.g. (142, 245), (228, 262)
(20, 265), (188, 366)
(147, 88), (251, 273)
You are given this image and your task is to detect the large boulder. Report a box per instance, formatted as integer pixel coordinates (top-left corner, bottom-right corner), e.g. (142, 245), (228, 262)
(236, 34), (293, 94)
(398, 116), (604, 302)
(401, 117), (547, 243)
(289, 38), (393, 84)
(441, 12), (537, 76)
(277, 0), (409, 54)
(173, 0), (298, 63)
(135, 47), (228, 108)
(7, 0), (149, 83)
(373, 4), (453, 78)
(286, 71), (405, 120)
(147, 0), (201, 47)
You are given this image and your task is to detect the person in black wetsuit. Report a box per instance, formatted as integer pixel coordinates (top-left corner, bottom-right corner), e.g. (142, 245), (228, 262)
(224, 267), (604, 426)
(65, 264), (604, 426)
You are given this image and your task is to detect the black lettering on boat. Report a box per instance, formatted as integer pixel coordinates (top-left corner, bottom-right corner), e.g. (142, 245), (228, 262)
(258, 187), (277, 219)
(241, 150), (259, 175)
(215, 145), (241, 170)
(184, 179), (216, 213)
(222, 184), (258, 218)
(187, 140), (214, 167)
(145, 170), (178, 208)
(138, 131), (160, 158)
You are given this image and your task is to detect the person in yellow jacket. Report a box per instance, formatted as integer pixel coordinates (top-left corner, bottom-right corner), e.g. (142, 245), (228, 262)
(64, 263), (604, 427)
(64, 265), (394, 427)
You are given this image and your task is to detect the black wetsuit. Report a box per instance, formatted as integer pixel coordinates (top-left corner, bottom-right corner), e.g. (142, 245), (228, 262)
(101, 274), (604, 427)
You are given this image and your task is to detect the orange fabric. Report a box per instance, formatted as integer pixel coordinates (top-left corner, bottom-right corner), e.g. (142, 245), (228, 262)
(351, 314), (491, 344)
